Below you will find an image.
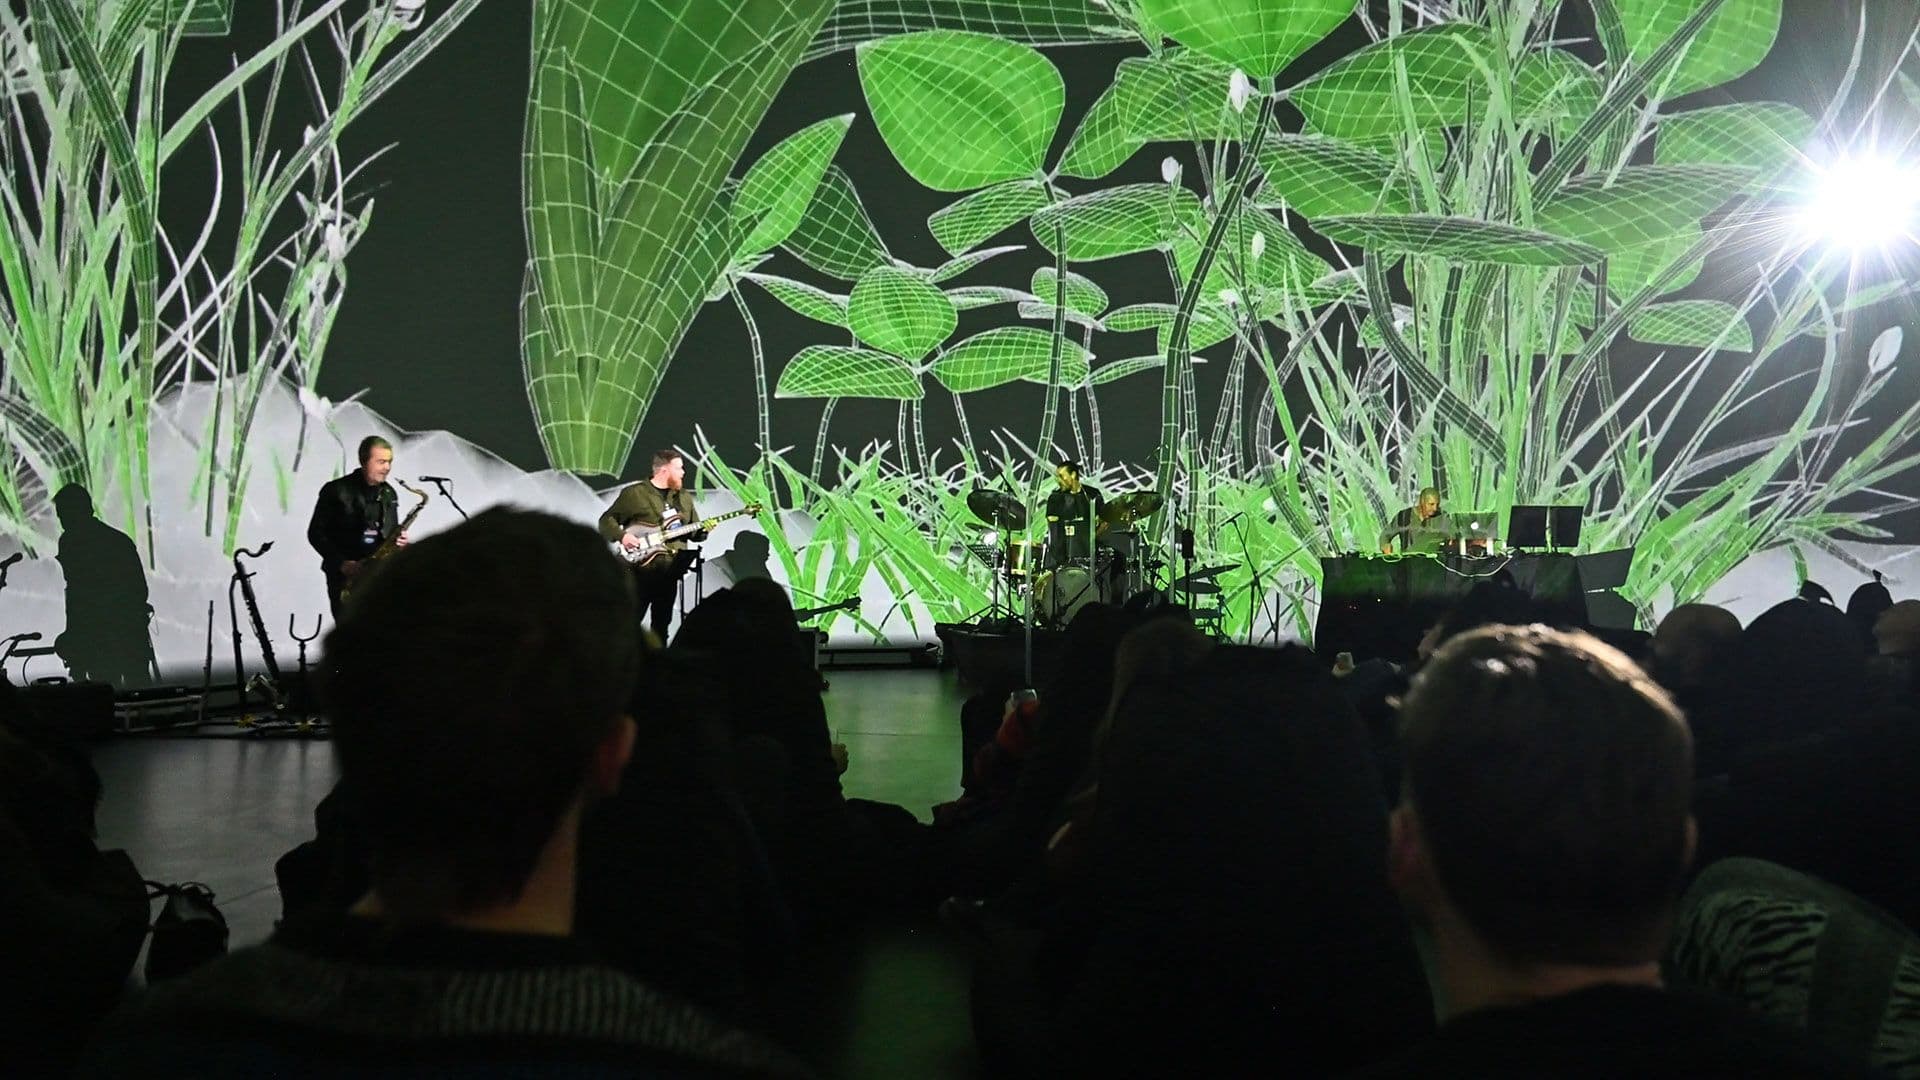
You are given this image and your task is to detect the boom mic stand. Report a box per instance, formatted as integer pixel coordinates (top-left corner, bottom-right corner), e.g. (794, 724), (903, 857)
(420, 476), (468, 521)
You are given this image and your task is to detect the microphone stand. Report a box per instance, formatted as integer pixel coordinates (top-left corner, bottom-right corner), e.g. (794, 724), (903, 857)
(423, 478), (468, 520)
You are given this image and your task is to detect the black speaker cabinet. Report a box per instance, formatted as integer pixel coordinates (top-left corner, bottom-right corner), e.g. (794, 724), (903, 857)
(12, 679), (116, 740)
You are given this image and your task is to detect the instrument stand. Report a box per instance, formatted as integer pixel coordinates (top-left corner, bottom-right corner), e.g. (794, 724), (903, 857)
(956, 537), (1022, 630)
(226, 572), (251, 715)
(289, 614), (325, 729)
(196, 601), (214, 728)
(425, 477), (469, 521)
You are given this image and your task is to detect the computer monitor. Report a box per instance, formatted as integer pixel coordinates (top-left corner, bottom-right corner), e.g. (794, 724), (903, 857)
(1454, 511), (1497, 539)
(1506, 505), (1549, 549)
(1445, 511), (1497, 556)
(1548, 505), (1585, 550)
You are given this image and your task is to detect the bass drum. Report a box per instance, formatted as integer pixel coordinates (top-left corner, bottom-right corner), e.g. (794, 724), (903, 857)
(1035, 567), (1102, 627)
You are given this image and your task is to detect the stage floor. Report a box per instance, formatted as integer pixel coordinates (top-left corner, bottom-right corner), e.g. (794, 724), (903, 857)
(89, 668), (981, 1079)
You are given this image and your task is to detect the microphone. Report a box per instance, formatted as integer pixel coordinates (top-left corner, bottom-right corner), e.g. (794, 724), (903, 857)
(417, 475), (452, 483)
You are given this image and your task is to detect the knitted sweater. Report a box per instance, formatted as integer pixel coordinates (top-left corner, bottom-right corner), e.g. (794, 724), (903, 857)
(83, 913), (810, 1078)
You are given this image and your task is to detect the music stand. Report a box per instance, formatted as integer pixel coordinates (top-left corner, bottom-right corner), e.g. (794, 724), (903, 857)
(1548, 505), (1585, 551)
(1506, 505), (1549, 549)
(1575, 546), (1635, 628)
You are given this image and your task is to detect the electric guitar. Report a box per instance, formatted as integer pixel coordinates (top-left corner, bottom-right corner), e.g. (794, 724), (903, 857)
(793, 596), (859, 623)
(617, 504), (762, 565)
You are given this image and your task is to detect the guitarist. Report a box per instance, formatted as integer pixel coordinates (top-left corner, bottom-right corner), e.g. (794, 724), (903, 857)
(306, 436), (407, 617)
(598, 449), (705, 642)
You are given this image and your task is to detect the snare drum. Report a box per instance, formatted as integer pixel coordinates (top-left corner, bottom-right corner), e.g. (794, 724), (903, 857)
(1005, 538), (1044, 578)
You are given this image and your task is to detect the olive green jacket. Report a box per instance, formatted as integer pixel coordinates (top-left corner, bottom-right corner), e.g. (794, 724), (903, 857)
(597, 483), (700, 557)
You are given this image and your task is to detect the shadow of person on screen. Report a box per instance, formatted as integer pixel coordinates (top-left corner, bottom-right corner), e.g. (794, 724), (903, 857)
(712, 529), (773, 586)
(51, 485), (154, 689)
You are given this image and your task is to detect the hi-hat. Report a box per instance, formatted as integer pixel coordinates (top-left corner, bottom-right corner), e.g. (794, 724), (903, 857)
(1173, 564), (1233, 583)
(1100, 491), (1164, 525)
(966, 489), (1027, 530)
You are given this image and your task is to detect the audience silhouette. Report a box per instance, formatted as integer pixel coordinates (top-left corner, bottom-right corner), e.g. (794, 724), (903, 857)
(51, 485), (154, 689)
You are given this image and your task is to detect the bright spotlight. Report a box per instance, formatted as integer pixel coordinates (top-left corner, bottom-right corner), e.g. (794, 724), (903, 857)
(1798, 154), (1920, 250)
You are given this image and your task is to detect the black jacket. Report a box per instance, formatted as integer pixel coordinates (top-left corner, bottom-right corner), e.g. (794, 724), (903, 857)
(306, 471), (398, 579)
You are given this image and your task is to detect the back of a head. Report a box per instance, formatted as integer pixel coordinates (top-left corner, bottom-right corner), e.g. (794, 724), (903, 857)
(1876, 599), (1920, 657)
(730, 576), (796, 627)
(1399, 625), (1693, 967)
(1651, 603), (1742, 687)
(1847, 577), (1893, 626)
(1738, 598), (1868, 733)
(321, 508), (638, 919)
(1433, 575), (1540, 647)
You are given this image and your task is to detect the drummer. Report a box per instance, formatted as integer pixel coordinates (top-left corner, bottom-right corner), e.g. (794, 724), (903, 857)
(1045, 460), (1106, 569)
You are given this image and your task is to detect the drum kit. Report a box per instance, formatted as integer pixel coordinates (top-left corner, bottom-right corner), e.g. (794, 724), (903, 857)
(964, 487), (1236, 629)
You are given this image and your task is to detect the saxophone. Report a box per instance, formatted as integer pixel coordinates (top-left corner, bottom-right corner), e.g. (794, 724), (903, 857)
(341, 480), (429, 602)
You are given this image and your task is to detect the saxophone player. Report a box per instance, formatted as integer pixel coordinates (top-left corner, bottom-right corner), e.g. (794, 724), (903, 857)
(307, 435), (409, 617)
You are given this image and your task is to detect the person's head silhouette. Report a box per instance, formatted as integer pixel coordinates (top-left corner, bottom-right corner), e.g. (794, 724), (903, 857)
(52, 484), (93, 530)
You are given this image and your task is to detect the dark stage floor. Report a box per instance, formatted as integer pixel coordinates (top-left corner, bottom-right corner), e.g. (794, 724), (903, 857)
(90, 668), (981, 1079)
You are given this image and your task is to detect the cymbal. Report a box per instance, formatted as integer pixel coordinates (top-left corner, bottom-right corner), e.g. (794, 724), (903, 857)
(1189, 608), (1224, 620)
(966, 489), (1027, 530)
(1173, 580), (1223, 595)
(1099, 491), (1164, 525)
(1173, 564), (1233, 583)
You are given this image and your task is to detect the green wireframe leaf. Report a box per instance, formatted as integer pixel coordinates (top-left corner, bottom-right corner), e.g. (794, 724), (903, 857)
(151, 0), (232, 35)
(1088, 355), (1169, 385)
(849, 266), (957, 359)
(1031, 267), (1110, 316)
(1104, 303), (1236, 351)
(931, 327), (1091, 391)
(1535, 164), (1751, 253)
(1106, 304), (1183, 333)
(1057, 76), (1136, 180)
(0, 392), (87, 488)
(1607, 226), (1702, 299)
(1118, 49), (1239, 141)
(929, 179), (1049, 256)
(1291, 26), (1496, 141)
(946, 285), (1036, 310)
(734, 114), (853, 256)
(1655, 102), (1811, 175)
(1515, 48), (1604, 142)
(524, 0), (833, 473)
(1255, 133), (1412, 217)
(1618, 0), (1781, 97)
(527, 46), (602, 374)
(1030, 184), (1204, 261)
(805, 0), (1125, 62)
(776, 345), (922, 399)
(1630, 300), (1754, 350)
(1140, 0), (1354, 78)
(1175, 204), (1331, 300)
(857, 31), (1064, 191)
(784, 165), (892, 280)
(743, 273), (849, 328)
(1058, 50), (1231, 179)
(931, 244), (1023, 283)
(1316, 215), (1603, 266)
